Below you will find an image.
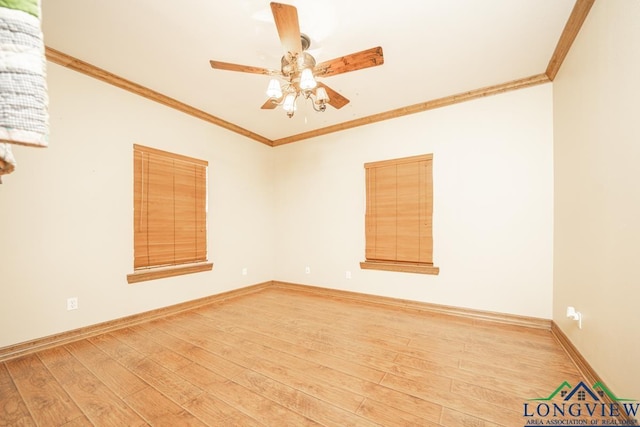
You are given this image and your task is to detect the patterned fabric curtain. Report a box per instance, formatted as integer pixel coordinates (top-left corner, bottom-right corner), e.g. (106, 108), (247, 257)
(0, 0), (49, 182)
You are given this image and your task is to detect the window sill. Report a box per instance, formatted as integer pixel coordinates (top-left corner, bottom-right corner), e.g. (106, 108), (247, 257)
(360, 261), (440, 275)
(127, 262), (213, 284)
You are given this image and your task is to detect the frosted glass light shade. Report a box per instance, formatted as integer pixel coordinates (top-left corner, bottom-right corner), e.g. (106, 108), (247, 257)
(266, 79), (283, 99)
(299, 68), (317, 90)
(283, 93), (297, 112)
(315, 86), (329, 103)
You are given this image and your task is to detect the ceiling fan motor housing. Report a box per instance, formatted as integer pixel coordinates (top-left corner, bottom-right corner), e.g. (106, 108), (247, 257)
(281, 51), (316, 79)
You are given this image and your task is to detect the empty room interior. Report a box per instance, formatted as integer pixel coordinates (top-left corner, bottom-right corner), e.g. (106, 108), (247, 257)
(1, 0), (639, 425)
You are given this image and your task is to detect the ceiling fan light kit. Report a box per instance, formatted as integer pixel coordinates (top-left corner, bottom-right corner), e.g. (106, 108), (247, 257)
(267, 44), (330, 118)
(209, 2), (384, 119)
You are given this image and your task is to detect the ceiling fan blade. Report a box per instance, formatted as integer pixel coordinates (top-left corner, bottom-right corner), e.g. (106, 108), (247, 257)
(261, 98), (279, 109)
(210, 60), (273, 75)
(270, 2), (302, 55)
(315, 47), (384, 77)
(317, 82), (349, 109)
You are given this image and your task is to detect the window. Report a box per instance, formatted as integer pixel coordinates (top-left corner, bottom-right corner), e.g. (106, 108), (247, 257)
(127, 144), (213, 284)
(360, 154), (439, 275)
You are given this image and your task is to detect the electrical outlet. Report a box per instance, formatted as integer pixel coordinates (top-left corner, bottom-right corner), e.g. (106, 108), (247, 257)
(566, 306), (582, 329)
(242, 267), (248, 276)
(67, 297), (78, 311)
(345, 271), (352, 279)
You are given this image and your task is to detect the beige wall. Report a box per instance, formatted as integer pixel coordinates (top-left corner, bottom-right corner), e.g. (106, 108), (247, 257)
(0, 63), (554, 349)
(274, 84), (554, 318)
(553, 1), (640, 396)
(0, 63), (275, 348)
(2, 0), (635, 399)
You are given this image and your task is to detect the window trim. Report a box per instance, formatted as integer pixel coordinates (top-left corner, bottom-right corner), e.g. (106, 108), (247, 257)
(128, 144), (212, 284)
(361, 153), (439, 275)
(126, 262), (213, 284)
(360, 261), (439, 275)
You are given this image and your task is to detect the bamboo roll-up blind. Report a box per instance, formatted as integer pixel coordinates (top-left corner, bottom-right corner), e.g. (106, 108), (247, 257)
(365, 154), (433, 265)
(133, 144), (207, 270)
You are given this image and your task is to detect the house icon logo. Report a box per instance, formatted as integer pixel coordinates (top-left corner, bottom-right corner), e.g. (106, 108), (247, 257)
(523, 381), (639, 425)
(531, 380), (632, 402)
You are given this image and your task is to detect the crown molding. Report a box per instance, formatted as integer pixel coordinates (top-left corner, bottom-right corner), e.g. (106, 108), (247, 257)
(44, 47), (273, 146)
(546, 0), (596, 80)
(45, 0), (592, 146)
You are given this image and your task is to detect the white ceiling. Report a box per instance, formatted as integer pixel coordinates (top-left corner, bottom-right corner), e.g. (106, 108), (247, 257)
(41, 0), (576, 142)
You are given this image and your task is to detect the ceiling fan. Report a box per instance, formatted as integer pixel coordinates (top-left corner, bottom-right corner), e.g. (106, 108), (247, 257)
(209, 2), (384, 118)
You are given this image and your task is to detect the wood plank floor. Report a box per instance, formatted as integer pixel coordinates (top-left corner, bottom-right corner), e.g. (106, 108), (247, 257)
(0, 286), (592, 426)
